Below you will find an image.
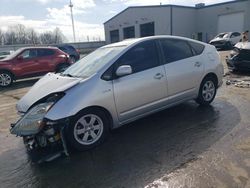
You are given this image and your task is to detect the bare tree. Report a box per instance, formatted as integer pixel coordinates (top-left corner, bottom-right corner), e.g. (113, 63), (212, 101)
(26, 28), (39, 45)
(16, 24), (27, 44)
(53, 27), (66, 44)
(0, 29), (4, 45)
(2, 25), (67, 45)
(40, 31), (54, 44)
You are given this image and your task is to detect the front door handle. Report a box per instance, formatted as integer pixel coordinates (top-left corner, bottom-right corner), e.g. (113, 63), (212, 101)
(194, 62), (201, 67)
(154, 73), (164, 80)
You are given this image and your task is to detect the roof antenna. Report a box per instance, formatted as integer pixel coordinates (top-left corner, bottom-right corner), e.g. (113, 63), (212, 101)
(160, 2), (162, 5)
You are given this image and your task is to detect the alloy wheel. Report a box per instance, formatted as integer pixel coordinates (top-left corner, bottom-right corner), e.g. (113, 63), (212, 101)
(202, 80), (215, 102)
(73, 114), (104, 145)
(0, 73), (12, 87)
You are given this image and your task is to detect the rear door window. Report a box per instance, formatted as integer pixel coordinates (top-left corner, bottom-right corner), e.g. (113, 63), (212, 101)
(37, 49), (55, 57)
(160, 39), (193, 64)
(188, 41), (205, 55)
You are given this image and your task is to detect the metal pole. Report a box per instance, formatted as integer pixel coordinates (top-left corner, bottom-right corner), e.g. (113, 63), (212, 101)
(69, 0), (76, 42)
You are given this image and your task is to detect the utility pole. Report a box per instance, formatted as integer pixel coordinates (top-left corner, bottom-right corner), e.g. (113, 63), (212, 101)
(69, 0), (76, 42)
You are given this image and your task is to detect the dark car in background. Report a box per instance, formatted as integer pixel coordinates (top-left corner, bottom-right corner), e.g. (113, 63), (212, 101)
(0, 47), (72, 87)
(54, 44), (80, 63)
(226, 42), (250, 72)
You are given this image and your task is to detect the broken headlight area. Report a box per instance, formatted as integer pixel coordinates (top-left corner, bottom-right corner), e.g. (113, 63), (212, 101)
(11, 102), (54, 136)
(10, 92), (69, 163)
(10, 92), (65, 136)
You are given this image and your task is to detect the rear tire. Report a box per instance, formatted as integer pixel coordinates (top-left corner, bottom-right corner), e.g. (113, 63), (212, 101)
(196, 76), (217, 106)
(66, 109), (109, 151)
(0, 71), (13, 87)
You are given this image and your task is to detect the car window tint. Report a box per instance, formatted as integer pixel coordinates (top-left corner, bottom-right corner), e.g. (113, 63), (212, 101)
(117, 40), (159, 73)
(59, 47), (67, 52)
(37, 49), (55, 57)
(21, 49), (37, 59)
(160, 39), (193, 63)
(188, 41), (205, 55)
(66, 46), (76, 51)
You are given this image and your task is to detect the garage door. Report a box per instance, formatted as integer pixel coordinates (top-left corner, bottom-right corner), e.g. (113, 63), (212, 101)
(218, 12), (244, 33)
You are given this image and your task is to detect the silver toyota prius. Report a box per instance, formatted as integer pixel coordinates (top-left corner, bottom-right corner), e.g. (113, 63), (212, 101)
(10, 36), (223, 162)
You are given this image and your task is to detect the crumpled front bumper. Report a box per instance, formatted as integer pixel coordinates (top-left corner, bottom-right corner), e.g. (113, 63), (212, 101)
(11, 118), (70, 163)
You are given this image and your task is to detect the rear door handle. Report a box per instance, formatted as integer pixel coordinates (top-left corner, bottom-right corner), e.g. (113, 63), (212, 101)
(154, 73), (164, 80)
(194, 62), (201, 67)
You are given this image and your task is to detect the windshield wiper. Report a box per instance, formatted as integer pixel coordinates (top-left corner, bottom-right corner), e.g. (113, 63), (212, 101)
(61, 73), (74, 77)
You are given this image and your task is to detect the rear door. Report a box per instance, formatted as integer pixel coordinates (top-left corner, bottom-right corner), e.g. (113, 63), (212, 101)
(112, 40), (168, 123)
(37, 49), (56, 72)
(159, 39), (205, 100)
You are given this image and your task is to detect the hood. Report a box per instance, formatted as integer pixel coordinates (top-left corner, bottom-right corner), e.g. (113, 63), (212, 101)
(210, 37), (229, 43)
(16, 73), (82, 113)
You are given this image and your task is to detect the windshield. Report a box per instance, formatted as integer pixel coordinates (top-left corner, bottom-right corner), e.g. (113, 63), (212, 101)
(1, 48), (23, 60)
(216, 33), (230, 39)
(62, 46), (126, 78)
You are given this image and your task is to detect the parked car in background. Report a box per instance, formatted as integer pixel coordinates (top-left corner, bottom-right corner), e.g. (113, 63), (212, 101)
(0, 50), (14, 60)
(209, 32), (241, 50)
(226, 42), (250, 72)
(53, 44), (80, 63)
(0, 47), (72, 87)
(10, 36), (223, 162)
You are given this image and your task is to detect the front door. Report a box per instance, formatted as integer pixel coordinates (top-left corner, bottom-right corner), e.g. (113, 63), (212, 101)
(15, 49), (40, 77)
(113, 40), (168, 123)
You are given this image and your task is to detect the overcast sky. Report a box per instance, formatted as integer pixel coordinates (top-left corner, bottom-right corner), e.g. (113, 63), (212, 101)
(0, 0), (232, 42)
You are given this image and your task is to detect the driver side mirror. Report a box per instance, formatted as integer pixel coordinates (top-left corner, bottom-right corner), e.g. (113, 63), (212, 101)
(116, 65), (132, 77)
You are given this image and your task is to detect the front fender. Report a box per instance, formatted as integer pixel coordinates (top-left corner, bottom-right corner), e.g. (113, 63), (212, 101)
(45, 76), (119, 128)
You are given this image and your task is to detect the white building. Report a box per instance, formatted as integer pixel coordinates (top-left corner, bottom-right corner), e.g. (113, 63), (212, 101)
(104, 0), (250, 43)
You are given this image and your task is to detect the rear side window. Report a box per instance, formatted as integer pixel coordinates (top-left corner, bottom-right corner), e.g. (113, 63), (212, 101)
(66, 46), (76, 51)
(37, 49), (55, 57)
(160, 39), (193, 63)
(188, 41), (205, 55)
(117, 40), (160, 74)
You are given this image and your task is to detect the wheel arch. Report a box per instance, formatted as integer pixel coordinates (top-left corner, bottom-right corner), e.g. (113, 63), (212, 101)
(202, 72), (218, 88)
(0, 69), (16, 80)
(74, 106), (114, 130)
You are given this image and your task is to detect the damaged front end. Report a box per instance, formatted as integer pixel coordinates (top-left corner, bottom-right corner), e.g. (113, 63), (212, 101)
(226, 43), (250, 71)
(10, 93), (69, 163)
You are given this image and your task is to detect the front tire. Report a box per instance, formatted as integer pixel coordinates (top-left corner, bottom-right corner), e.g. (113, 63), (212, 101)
(0, 71), (13, 87)
(66, 110), (109, 151)
(56, 63), (70, 73)
(196, 76), (217, 106)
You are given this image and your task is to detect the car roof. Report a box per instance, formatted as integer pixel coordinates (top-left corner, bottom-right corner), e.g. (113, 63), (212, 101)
(103, 35), (206, 48)
(19, 46), (59, 50)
